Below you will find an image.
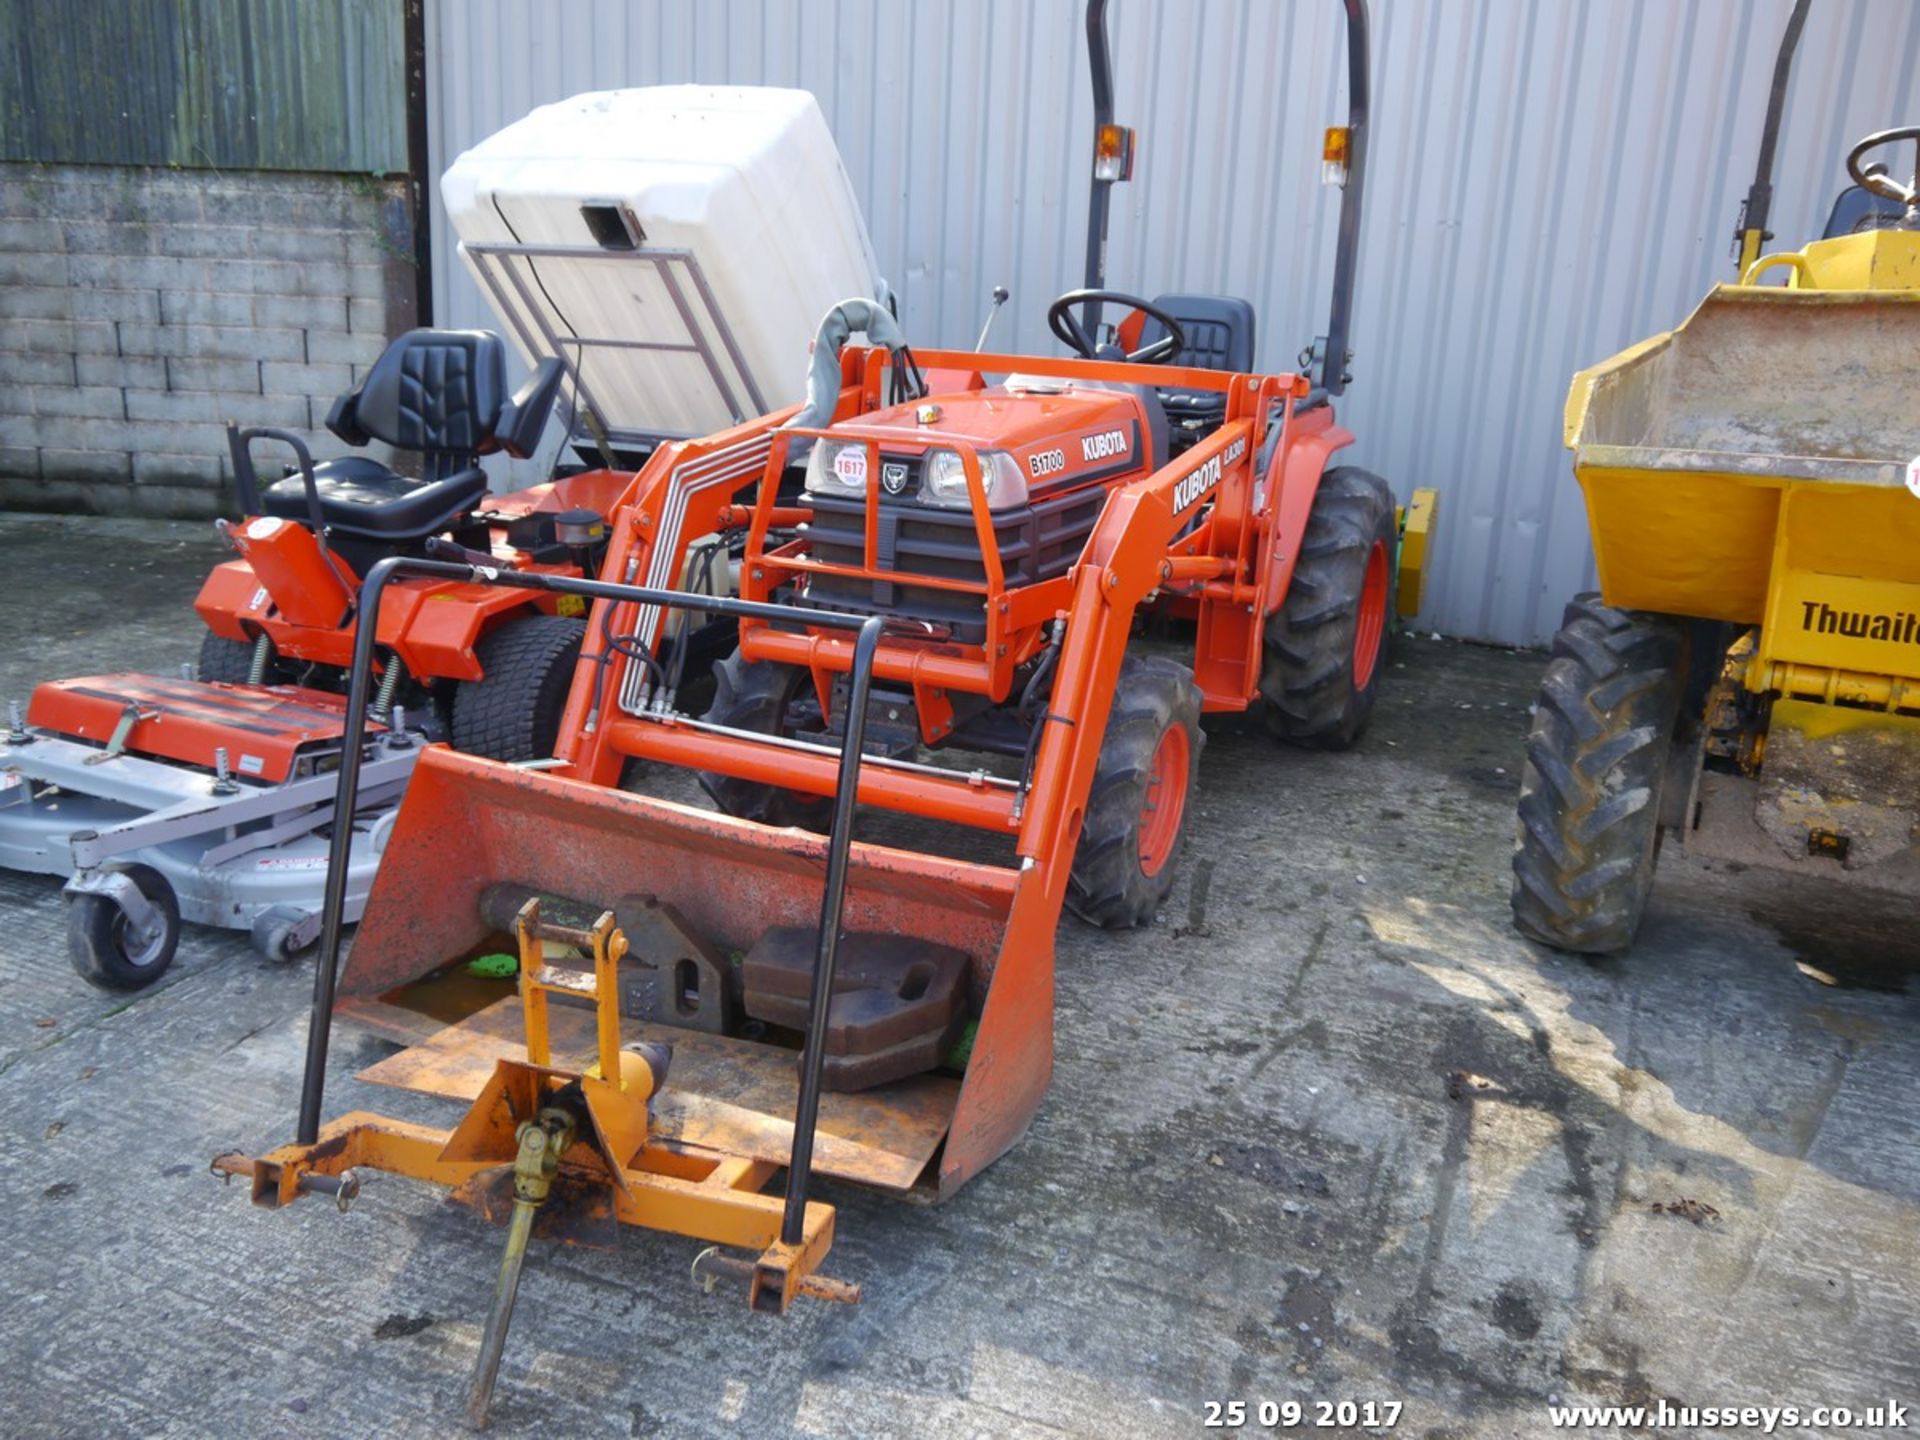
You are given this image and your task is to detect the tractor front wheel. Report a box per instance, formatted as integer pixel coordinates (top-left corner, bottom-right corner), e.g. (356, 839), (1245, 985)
(451, 614), (587, 762)
(1260, 467), (1397, 750)
(1510, 595), (1685, 954)
(1067, 654), (1205, 929)
(698, 653), (833, 830)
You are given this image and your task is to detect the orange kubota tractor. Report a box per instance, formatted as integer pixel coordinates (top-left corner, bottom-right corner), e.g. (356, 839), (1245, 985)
(215, 1), (1433, 1420)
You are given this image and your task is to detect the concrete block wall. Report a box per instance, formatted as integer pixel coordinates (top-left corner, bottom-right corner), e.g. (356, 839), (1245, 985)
(0, 163), (416, 518)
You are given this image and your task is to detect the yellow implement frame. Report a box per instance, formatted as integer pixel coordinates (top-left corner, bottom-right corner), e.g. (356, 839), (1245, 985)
(213, 900), (856, 1422)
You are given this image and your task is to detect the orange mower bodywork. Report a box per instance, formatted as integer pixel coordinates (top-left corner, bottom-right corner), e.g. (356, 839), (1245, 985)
(194, 465), (633, 686)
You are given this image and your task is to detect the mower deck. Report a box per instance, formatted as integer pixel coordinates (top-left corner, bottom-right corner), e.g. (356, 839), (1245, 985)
(1, 676), (413, 950)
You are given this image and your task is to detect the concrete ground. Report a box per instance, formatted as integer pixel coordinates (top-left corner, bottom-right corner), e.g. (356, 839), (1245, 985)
(0, 511), (1915, 1439)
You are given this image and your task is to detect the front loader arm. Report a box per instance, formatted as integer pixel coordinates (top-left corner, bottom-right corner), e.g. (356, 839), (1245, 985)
(556, 405), (806, 787)
(1011, 377), (1295, 869)
(939, 377), (1300, 1192)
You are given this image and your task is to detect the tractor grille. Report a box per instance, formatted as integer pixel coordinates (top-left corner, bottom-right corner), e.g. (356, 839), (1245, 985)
(801, 479), (1107, 643)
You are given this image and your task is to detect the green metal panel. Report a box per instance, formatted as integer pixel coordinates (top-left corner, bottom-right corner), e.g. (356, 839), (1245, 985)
(0, 0), (405, 173)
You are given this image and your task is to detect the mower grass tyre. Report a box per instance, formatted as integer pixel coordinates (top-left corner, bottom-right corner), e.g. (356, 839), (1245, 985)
(1510, 595), (1685, 955)
(1260, 466), (1397, 750)
(1067, 653), (1204, 929)
(197, 631), (286, 686)
(451, 614), (586, 763)
(68, 861), (181, 991)
(697, 652), (832, 830)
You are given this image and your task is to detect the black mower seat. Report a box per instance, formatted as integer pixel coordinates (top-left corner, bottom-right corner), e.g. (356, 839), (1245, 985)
(1137, 294), (1258, 438)
(234, 327), (565, 544)
(262, 457), (489, 539)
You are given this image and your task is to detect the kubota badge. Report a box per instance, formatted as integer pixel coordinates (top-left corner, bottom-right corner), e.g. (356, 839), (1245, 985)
(1906, 453), (1920, 499)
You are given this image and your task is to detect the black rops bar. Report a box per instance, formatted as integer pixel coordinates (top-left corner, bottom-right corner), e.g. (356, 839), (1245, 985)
(1321, 0), (1371, 398)
(293, 553), (887, 1252)
(1081, 0), (1119, 337)
(1079, 0), (1371, 396)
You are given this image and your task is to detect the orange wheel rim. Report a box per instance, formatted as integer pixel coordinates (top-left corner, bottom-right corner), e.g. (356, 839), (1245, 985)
(1353, 539), (1389, 690)
(1137, 724), (1191, 877)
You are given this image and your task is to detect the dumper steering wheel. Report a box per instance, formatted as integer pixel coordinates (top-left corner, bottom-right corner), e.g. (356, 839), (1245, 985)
(1048, 289), (1187, 364)
(1846, 126), (1920, 208)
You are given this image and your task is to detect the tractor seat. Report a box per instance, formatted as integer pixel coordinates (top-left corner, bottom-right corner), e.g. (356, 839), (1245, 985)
(1820, 184), (1912, 238)
(1136, 294), (1258, 440)
(240, 327), (565, 543)
(261, 456), (489, 538)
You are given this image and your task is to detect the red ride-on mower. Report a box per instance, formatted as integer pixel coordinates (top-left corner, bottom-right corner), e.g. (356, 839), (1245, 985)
(0, 328), (630, 989)
(199, 327), (607, 757)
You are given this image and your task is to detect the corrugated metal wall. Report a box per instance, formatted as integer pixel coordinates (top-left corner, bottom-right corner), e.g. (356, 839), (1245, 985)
(0, 0), (406, 173)
(426, 0), (1920, 645)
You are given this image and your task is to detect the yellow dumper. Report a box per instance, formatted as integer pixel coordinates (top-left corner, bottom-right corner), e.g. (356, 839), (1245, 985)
(1511, 121), (1920, 952)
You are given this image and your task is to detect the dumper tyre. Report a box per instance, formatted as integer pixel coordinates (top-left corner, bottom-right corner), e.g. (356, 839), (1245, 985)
(1260, 467), (1397, 750)
(1067, 653), (1205, 929)
(451, 614), (587, 762)
(68, 862), (181, 991)
(1510, 596), (1685, 955)
(698, 652), (833, 830)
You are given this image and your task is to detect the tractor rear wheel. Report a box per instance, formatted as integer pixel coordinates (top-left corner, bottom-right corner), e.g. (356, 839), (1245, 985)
(451, 614), (586, 762)
(1260, 466), (1397, 750)
(1067, 653), (1205, 929)
(698, 652), (833, 830)
(1510, 595), (1685, 955)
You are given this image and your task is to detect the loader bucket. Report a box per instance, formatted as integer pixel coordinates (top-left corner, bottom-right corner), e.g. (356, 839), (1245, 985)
(335, 745), (1051, 1197)
(1566, 286), (1920, 625)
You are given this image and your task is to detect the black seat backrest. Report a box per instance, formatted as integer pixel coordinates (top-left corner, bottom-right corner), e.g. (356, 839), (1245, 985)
(326, 329), (507, 480)
(1137, 294), (1257, 373)
(1820, 184), (1910, 239)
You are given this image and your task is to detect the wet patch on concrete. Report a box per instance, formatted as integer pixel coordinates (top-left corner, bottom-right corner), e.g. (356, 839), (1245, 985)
(372, 1313), (436, 1340)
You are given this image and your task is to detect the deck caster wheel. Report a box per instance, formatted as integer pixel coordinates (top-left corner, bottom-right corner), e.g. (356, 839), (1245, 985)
(251, 905), (320, 965)
(66, 862), (181, 991)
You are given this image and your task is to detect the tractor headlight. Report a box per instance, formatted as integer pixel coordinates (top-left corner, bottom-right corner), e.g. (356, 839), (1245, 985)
(802, 438), (871, 498)
(919, 448), (1029, 511)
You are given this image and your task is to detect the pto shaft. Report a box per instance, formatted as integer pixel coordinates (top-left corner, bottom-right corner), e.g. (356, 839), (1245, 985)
(464, 1108), (576, 1430)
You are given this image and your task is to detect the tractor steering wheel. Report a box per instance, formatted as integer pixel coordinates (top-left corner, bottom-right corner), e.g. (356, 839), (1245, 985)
(1047, 289), (1187, 364)
(1845, 126), (1920, 208)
